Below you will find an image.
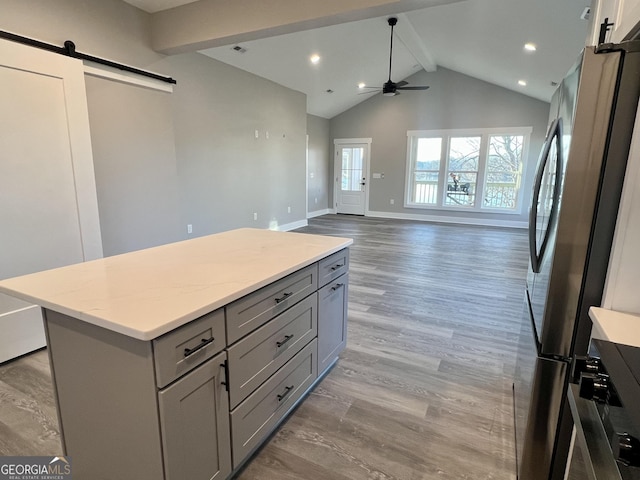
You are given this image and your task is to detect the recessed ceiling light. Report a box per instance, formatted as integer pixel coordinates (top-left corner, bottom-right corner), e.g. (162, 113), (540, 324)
(310, 54), (321, 64)
(358, 82), (366, 89)
(518, 80), (527, 86)
(524, 43), (537, 52)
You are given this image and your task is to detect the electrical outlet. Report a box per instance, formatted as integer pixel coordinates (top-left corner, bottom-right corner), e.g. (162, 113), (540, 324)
(266, 131), (269, 139)
(254, 130), (259, 139)
(253, 212), (258, 221)
(315, 197), (318, 204)
(287, 206), (291, 213)
(390, 199), (395, 205)
(187, 224), (193, 234)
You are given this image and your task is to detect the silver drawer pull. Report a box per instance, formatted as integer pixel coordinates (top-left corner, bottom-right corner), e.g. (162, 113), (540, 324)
(183, 337), (214, 357)
(277, 385), (294, 402)
(330, 263), (344, 271)
(331, 283), (344, 291)
(275, 292), (293, 304)
(276, 334), (294, 348)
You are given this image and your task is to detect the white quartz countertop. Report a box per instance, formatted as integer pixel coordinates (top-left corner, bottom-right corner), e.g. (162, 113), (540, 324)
(0, 228), (353, 341)
(589, 306), (640, 348)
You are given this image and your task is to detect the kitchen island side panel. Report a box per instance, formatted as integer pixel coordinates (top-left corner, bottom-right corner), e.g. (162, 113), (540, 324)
(45, 309), (165, 480)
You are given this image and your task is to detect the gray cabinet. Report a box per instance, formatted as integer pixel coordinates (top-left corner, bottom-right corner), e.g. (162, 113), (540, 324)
(317, 273), (349, 373)
(158, 352), (232, 480)
(43, 248), (349, 480)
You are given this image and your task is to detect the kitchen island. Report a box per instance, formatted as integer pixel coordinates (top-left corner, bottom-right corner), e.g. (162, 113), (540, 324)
(0, 228), (352, 480)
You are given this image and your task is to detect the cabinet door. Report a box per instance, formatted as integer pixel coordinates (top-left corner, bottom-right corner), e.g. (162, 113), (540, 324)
(158, 351), (231, 480)
(317, 273), (348, 374)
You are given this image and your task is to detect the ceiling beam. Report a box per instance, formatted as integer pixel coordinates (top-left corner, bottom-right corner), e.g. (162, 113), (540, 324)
(396, 12), (437, 72)
(150, 0), (467, 54)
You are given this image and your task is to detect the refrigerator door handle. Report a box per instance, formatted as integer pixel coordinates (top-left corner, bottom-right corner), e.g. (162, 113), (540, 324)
(529, 118), (563, 273)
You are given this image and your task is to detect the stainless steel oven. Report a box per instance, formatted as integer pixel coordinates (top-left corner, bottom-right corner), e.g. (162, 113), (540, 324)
(565, 339), (640, 480)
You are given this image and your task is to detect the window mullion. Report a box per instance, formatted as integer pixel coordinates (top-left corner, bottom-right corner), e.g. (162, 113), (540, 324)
(476, 134), (490, 211)
(439, 136), (449, 207)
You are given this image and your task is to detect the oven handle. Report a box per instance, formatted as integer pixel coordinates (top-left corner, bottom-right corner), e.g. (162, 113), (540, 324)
(566, 384), (623, 480)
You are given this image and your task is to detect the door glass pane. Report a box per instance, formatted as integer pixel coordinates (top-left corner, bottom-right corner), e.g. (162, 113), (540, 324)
(445, 136), (479, 207)
(341, 147), (364, 191)
(484, 135), (524, 209)
(413, 137), (441, 204)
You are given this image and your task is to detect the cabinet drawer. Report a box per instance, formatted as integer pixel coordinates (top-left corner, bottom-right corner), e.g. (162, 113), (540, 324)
(318, 249), (349, 287)
(227, 293), (317, 408)
(226, 264), (317, 344)
(230, 339), (317, 467)
(154, 309), (226, 388)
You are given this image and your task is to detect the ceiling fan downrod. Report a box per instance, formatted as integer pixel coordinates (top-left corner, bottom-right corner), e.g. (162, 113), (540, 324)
(387, 17), (397, 83)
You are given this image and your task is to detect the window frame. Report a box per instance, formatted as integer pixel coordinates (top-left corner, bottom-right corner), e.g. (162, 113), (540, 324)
(404, 127), (532, 214)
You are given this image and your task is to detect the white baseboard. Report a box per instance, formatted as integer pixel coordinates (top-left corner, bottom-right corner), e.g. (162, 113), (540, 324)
(275, 219), (309, 231)
(307, 208), (335, 219)
(365, 210), (528, 229)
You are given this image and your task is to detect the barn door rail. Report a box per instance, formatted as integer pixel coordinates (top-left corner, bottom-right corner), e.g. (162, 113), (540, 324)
(0, 29), (176, 85)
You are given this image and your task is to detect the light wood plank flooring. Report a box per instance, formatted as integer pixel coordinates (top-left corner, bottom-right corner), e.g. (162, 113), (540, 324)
(0, 215), (528, 479)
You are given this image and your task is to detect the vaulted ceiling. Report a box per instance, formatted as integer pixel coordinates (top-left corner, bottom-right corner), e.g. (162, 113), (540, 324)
(126, 0), (591, 118)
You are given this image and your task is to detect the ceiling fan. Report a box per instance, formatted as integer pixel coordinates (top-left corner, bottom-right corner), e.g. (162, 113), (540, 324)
(362, 17), (430, 96)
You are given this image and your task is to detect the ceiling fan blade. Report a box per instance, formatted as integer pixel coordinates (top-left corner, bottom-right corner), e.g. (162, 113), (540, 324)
(396, 80), (408, 87)
(396, 86), (430, 91)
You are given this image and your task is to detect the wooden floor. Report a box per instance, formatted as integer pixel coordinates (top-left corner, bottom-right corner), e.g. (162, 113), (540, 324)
(0, 215), (529, 479)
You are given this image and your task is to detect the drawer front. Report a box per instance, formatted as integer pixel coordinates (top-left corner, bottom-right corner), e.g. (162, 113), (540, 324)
(230, 339), (318, 468)
(226, 264), (317, 344)
(227, 293), (317, 408)
(154, 309), (226, 388)
(318, 249), (349, 288)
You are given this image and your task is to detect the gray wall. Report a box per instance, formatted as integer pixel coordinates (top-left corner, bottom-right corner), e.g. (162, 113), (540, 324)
(85, 76), (182, 256)
(3, 0), (308, 256)
(307, 114), (331, 213)
(330, 67), (551, 224)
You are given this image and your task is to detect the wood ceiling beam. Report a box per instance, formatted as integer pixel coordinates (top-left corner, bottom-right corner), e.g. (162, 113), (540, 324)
(150, 0), (465, 54)
(396, 12), (437, 72)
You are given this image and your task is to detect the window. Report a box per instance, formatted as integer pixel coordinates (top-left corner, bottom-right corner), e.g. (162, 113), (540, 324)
(341, 147), (364, 191)
(405, 128), (531, 212)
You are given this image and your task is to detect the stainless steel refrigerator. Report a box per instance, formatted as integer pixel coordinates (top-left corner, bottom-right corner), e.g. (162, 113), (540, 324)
(513, 41), (640, 480)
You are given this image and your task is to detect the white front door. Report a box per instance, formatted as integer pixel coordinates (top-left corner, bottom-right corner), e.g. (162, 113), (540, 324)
(0, 39), (102, 362)
(335, 143), (369, 215)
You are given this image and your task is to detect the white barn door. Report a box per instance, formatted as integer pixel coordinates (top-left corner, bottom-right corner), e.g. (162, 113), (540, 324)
(0, 39), (102, 363)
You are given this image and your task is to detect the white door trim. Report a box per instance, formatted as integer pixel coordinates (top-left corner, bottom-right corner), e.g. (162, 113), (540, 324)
(333, 138), (372, 215)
